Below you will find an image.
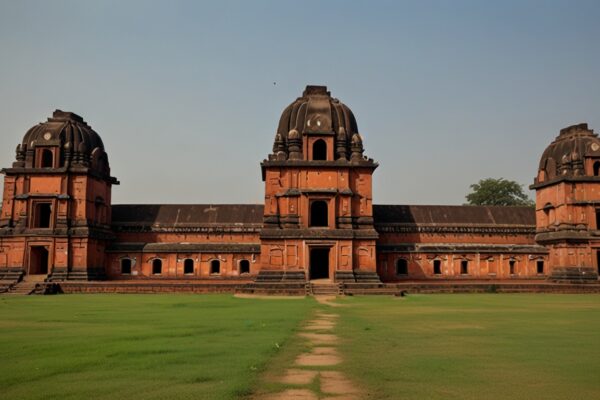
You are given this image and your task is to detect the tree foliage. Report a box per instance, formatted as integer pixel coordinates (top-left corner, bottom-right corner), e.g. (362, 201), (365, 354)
(466, 178), (534, 206)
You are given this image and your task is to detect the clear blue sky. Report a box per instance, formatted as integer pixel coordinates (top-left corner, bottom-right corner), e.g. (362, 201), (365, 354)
(1, 0), (599, 205)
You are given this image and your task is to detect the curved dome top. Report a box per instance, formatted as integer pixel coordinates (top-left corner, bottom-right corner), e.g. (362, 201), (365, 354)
(270, 85), (368, 162)
(537, 123), (600, 182)
(14, 110), (112, 178)
(276, 85), (358, 138)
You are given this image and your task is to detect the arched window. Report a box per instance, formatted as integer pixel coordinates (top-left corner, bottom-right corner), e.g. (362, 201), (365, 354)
(312, 139), (327, 161)
(121, 258), (132, 275)
(239, 259), (250, 274)
(594, 161), (600, 176)
(396, 259), (408, 275)
(210, 259), (221, 275)
(433, 259), (442, 275)
(183, 259), (194, 275)
(152, 259), (162, 275)
(310, 201), (328, 227)
(41, 149), (54, 168)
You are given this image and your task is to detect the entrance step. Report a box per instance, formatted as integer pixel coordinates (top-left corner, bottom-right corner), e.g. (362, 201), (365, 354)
(306, 282), (343, 296)
(5, 275), (47, 296)
(0, 268), (25, 293)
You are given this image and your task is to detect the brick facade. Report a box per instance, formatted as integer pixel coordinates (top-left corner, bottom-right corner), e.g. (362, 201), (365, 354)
(0, 87), (598, 284)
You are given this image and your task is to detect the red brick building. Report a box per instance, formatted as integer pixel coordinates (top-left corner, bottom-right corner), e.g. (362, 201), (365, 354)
(1, 86), (598, 285)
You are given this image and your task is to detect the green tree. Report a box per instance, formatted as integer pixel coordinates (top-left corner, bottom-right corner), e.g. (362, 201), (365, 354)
(466, 178), (534, 206)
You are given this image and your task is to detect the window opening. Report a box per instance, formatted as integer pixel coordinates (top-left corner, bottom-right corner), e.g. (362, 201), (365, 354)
(396, 259), (408, 275)
(121, 259), (132, 274)
(184, 259), (194, 275)
(34, 203), (52, 228)
(310, 201), (328, 227)
(41, 149), (54, 168)
(211, 259), (221, 274)
(312, 139), (327, 160)
(461, 260), (469, 274)
(536, 260), (544, 274)
(433, 259), (442, 275)
(239, 259), (250, 274)
(152, 259), (162, 275)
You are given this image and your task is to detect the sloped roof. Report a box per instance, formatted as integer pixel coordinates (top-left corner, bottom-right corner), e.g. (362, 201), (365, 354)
(372, 205), (535, 226)
(111, 204), (535, 228)
(111, 204), (263, 228)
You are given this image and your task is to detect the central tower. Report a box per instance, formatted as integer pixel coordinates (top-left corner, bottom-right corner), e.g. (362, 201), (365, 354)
(259, 86), (379, 282)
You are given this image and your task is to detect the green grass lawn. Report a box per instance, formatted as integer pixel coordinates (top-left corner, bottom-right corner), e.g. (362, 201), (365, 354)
(0, 294), (315, 400)
(333, 294), (600, 400)
(1, 294), (599, 400)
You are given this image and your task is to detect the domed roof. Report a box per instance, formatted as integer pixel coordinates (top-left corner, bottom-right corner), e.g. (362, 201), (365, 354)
(536, 123), (600, 183)
(14, 110), (113, 180)
(276, 85), (358, 138)
(269, 85), (369, 162)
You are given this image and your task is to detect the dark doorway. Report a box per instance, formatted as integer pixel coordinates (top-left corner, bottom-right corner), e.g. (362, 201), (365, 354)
(509, 260), (516, 275)
(595, 209), (600, 230)
(310, 248), (330, 280)
(310, 201), (328, 227)
(183, 259), (194, 275)
(597, 251), (600, 276)
(594, 161), (600, 176)
(239, 259), (250, 274)
(29, 246), (49, 275)
(312, 139), (327, 161)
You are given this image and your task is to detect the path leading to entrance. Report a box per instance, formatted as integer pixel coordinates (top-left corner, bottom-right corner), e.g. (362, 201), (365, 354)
(260, 303), (361, 400)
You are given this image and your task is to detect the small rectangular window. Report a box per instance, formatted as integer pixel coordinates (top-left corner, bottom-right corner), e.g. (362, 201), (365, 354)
(537, 260), (544, 274)
(433, 260), (442, 275)
(509, 260), (516, 275)
(40, 149), (54, 168)
(121, 259), (132, 274)
(152, 259), (162, 275)
(33, 202), (52, 228)
(460, 260), (469, 275)
(184, 259), (194, 275)
(211, 260), (221, 274)
(239, 259), (250, 274)
(396, 259), (408, 275)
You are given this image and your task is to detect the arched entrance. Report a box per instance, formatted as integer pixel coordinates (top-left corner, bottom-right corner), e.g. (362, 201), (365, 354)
(29, 246), (49, 275)
(310, 248), (330, 280)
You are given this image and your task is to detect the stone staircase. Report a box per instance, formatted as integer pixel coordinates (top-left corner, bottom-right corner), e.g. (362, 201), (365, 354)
(6, 275), (47, 296)
(0, 268), (25, 293)
(306, 280), (343, 296)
